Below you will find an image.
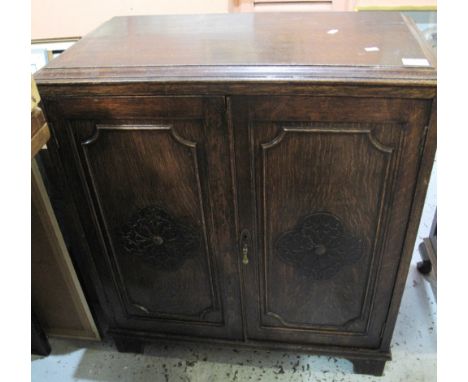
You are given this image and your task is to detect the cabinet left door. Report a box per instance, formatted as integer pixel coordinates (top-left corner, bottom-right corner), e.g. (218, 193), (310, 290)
(44, 96), (243, 340)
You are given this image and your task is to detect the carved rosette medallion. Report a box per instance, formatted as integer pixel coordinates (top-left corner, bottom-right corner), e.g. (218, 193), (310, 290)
(120, 206), (200, 271)
(275, 212), (363, 280)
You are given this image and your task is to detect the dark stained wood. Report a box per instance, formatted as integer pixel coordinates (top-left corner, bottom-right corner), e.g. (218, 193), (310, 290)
(34, 12), (435, 87)
(32, 312), (51, 356)
(109, 326), (391, 362)
(35, 12), (436, 376)
(35, 81), (436, 101)
(44, 13), (432, 68)
(42, 96), (243, 340)
(32, 78), (101, 343)
(351, 358), (386, 376)
(379, 97), (436, 352)
(231, 96), (430, 349)
(34, 14), (436, 99)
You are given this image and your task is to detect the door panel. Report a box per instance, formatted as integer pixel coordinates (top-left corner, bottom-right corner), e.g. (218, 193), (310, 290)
(80, 122), (221, 322)
(55, 97), (242, 339)
(260, 121), (396, 331)
(231, 96), (430, 348)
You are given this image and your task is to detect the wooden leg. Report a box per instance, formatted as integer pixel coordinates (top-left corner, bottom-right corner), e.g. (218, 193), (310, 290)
(114, 337), (145, 354)
(417, 259), (432, 275)
(31, 311), (51, 356)
(351, 359), (386, 376)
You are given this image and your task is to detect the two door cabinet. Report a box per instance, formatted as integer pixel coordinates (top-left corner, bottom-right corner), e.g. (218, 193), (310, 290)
(35, 12), (436, 376)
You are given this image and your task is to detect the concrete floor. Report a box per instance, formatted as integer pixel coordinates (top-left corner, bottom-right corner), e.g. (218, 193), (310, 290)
(31, 162), (437, 382)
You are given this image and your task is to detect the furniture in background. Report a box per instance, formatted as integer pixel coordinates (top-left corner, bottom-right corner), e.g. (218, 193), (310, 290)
(355, 3), (437, 54)
(34, 12), (436, 376)
(233, 0), (352, 12)
(31, 80), (50, 156)
(31, 39), (78, 74)
(31, 79), (52, 356)
(31, 79), (100, 347)
(418, 210), (437, 297)
(353, 0), (436, 11)
(232, 0), (436, 12)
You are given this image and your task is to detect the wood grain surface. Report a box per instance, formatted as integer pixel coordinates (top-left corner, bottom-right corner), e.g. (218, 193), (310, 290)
(35, 12), (437, 376)
(34, 12), (436, 86)
(231, 95), (430, 350)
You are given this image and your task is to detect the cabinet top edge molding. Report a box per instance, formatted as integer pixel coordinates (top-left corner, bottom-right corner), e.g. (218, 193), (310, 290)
(34, 12), (436, 87)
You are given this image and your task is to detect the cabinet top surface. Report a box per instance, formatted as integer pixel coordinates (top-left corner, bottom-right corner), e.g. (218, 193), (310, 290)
(35, 12), (436, 86)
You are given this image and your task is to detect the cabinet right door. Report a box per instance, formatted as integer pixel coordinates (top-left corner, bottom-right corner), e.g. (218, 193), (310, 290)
(231, 95), (431, 348)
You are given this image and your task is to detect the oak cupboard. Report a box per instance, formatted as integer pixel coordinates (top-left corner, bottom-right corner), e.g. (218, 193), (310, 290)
(34, 12), (436, 376)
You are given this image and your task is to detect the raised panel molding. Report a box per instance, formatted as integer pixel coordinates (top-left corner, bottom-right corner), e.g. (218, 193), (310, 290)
(261, 126), (395, 153)
(82, 124), (198, 147)
(72, 122), (223, 324)
(256, 122), (405, 334)
(35, 13), (436, 373)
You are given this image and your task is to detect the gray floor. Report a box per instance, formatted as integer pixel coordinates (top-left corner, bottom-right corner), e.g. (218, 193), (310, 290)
(31, 165), (437, 382)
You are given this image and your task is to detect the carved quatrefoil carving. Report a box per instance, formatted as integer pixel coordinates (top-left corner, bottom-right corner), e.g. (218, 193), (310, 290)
(120, 206), (201, 271)
(275, 212), (363, 280)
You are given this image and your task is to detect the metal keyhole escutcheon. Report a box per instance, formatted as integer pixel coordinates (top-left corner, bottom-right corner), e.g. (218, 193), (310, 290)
(240, 229), (251, 265)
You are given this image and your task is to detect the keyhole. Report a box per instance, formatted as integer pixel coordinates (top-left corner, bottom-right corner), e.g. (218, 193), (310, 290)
(153, 235), (164, 246)
(314, 244), (326, 256)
